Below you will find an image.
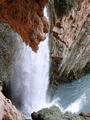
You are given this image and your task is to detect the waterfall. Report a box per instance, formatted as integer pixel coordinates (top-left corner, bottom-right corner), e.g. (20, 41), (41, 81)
(10, 8), (49, 118)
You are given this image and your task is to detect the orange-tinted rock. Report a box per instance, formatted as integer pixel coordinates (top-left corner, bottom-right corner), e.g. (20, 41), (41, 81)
(0, 0), (5, 4)
(0, 0), (49, 51)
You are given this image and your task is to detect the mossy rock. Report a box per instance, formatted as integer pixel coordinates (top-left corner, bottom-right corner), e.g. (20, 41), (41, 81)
(38, 106), (62, 120)
(31, 106), (85, 120)
(0, 21), (23, 97)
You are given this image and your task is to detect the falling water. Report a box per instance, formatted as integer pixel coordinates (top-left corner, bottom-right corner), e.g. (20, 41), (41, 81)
(10, 6), (90, 118)
(10, 8), (49, 118)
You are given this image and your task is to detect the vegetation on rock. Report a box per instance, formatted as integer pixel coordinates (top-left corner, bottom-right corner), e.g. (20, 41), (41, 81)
(0, 21), (23, 98)
(54, 0), (75, 17)
(0, 21), (14, 86)
(31, 106), (85, 120)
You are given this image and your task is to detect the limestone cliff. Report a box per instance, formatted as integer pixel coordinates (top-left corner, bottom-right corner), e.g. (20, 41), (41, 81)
(0, 0), (49, 51)
(49, 0), (90, 90)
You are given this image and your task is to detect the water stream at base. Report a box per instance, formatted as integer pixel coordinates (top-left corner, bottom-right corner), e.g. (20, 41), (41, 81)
(52, 74), (90, 114)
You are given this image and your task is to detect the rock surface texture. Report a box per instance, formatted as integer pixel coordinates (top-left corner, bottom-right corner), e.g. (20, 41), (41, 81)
(0, 21), (23, 99)
(0, 21), (24, 120)
(49, 0), (90, 91)
(0, 0), (49, 51)
(31, 106), (89, 120)
(0, 90), (24, 120)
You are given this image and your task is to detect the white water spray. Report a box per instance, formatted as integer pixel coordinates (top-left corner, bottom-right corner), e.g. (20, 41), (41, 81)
(10, 6), (89, 118)
(52, 75), (90, 114)
(10, 8), (49, 118)
(64, 93), (87, 113)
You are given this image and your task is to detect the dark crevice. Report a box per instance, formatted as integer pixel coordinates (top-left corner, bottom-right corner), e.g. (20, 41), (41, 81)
(1, 81), (11, 100)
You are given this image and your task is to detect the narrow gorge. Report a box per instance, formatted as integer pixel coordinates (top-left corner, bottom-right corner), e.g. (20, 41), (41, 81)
(0, 0), (90, 120)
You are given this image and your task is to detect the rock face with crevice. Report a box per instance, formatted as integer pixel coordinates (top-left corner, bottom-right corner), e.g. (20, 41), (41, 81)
(0, 0), (49, 51)
(0, 90), (24, 120)
(48, 0), (90, 91)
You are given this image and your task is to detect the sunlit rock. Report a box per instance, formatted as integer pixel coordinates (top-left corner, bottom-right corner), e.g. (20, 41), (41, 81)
(0, 0), (49, 51)
(0, 91), (24, 120)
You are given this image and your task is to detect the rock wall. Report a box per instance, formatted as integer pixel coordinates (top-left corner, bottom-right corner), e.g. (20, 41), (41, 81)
(48, 0), (90, 91)
(0, 21), (23, 97)
(0, 21), (25, 120)
(0, 89), (24, 120)
(0, 0), (49, 51)
(0, 21), (16, 87)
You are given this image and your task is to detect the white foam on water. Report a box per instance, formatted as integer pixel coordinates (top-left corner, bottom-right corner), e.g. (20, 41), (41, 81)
(64, 93), (87, 113)
(51, 93), (87, 114)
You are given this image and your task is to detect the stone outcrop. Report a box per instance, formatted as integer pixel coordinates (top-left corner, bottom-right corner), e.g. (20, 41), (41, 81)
(0, 20), (25, 120)
(31, 106), (89, 120)
(0, 0), (49, 51)
(0, 21), (22, 98)
(48, 0), (90, 91)
(0, 89), (24, 120)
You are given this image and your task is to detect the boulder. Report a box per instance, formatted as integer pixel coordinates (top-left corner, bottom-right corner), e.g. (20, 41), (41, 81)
(31, 106), (85, 120)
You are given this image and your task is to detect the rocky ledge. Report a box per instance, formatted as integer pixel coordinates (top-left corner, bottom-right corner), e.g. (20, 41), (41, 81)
(0, 0), (49, 51)
(31, 106), (90, 120)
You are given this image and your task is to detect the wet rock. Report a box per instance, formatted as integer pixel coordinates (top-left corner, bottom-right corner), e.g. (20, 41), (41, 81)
(31, 112), (44, 120)
(31, 106), (61, 120)
(80, 112), (90, 120)
(31, 112), (39, 120)
(80, 112), (90, 117)
(31, 106), (85, 120)
(0, 21), (23, 99)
